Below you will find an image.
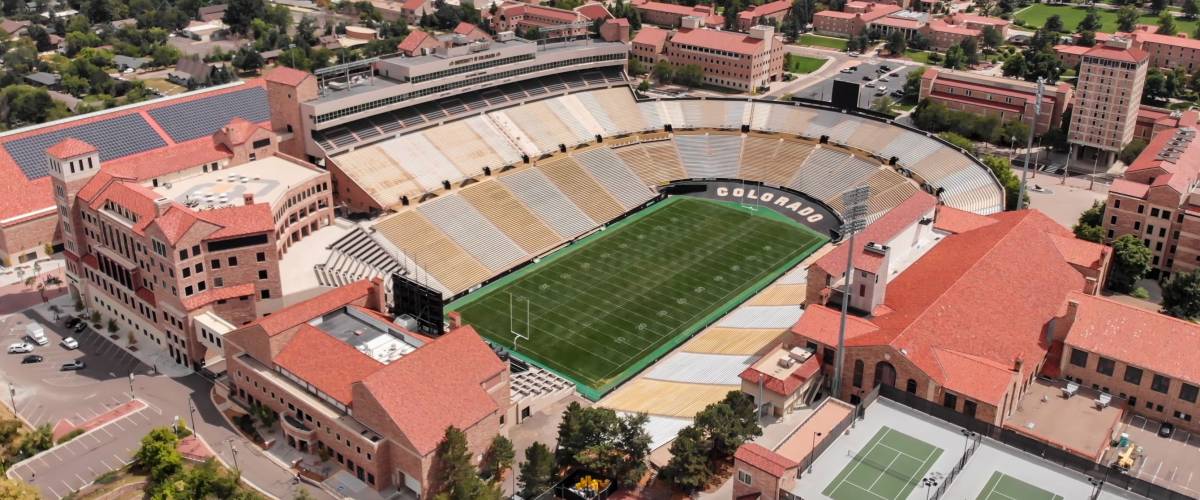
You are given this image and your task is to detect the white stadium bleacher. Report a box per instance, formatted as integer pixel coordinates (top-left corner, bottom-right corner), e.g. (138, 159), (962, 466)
(334, 86), (1006, 296)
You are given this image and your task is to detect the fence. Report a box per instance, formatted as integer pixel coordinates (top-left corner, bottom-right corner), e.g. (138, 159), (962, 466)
(930, 432), (981, 500)
(874, 384), (1197, 500)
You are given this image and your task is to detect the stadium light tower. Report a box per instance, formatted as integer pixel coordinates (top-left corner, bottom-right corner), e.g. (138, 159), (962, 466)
(832, 186), (869, 402)
(1017, 77), (1045, 209)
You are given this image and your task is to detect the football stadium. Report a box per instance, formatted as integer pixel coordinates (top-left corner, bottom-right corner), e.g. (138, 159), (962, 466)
(258, 39), (1007, 403)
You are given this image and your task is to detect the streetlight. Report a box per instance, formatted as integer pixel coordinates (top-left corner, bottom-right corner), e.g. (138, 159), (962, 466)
(187, 398), (197, 435)
(230, 442), (240, 472)
(1087, 476), (1105, 499)
(922, 476), (939, 500)
(809, 431), (823, 473)
(960, 428), (976, 452)
(8, 383), (16, 414)
(128, 371), (135, 400)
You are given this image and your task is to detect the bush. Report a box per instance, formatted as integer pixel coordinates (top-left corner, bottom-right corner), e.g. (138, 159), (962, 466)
(95, 470), (120, 485)
(57, 428), (86, 444)
(1132, 287), (1151, 299)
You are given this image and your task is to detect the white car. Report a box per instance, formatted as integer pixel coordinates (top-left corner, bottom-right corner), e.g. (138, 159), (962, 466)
(7, 342), (32, 354)
(61, 337), (78, 350)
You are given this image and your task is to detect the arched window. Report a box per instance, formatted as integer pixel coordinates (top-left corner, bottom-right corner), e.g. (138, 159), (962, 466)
(906, 379), (918, 394)
(852, 359), (864, 388)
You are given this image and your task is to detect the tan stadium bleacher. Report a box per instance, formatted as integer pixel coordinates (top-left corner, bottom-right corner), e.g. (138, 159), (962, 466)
(738, 136), (816, 188)
(328, 147), (419, 207)
(372, 211), (493, 293)
(591, 87), (649, 133)
(573, 148), (656, 209)
(458, 180), (563, 255)
(615, 141), (686, 186)
(845, 120), (903, 154)
(537, 156), (627, 223)
(502, 101), (577, 152)
(422, 120), (507, 178)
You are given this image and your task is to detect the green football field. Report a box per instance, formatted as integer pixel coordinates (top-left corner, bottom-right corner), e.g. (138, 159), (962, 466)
(447, 197), (828, 399)
(824, 426), (944, 500)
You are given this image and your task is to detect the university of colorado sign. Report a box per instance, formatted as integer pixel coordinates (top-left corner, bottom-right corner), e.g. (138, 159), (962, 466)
(665, 181), (844, 239)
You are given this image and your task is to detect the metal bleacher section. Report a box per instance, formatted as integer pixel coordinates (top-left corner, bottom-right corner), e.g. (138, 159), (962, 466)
(329, 86), (1004, 298)
(315, 226), (405, 288)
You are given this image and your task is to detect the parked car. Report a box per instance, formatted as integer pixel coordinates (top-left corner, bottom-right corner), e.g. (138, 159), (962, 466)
(64, 317), (80, 328)
(879, 77), (889, 82)
(60, 361), (86, 371)
(861, 75), (871, 81)
(1160, 422), (1174, 438)
(7, 343), (32, 354)
(61, 337), (78, 350)
(848, 51), (860, 57)
(866, 82), (876, 88)
(21, 355), (43, 364)
(880, 64), (890, 71)
(73, 322), (87, 333)
(840, 67), (854, 73)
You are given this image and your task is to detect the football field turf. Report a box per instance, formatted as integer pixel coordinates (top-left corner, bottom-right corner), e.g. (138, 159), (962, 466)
(977, 471), (1063, 500)
(823, 426), (944, 500)
(447, 196), (828, 399)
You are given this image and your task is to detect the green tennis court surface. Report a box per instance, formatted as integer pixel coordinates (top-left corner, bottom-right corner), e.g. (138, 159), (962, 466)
(448, 197), (827, 399)
(823, 426), (944, 500)
(977, 471), (1063, 500)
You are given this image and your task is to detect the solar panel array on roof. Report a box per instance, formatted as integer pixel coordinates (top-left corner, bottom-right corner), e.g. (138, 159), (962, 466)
(3, 113), (166, 180)
(148, 86), (270, 143)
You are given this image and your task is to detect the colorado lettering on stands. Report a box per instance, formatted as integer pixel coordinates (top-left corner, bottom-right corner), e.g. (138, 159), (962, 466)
(665, 180), (843, 239)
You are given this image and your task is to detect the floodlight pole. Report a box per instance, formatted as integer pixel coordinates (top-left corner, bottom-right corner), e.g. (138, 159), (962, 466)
(1017, 77), (1044, 210)
(832, 186), (869, 402)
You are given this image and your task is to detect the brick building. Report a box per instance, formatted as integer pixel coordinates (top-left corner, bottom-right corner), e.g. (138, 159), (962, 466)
(491, 2), (590, 38)
(369, 0), (432, 23)
(792, 192), (1110, 429)
(1102, 110), (1200, 278)
(918, 68), (1073, 135)
(223, 280), (512, 497)
(631, 0), (725, 28)
(1068, 38), (1149, 166)
(812, 1), (902, 38)
(736, 0), (791, 31)
(1059, 292), (1200, 433)
(731, 399), (855, 500)
(52, 119), (333, 371)
(632, 20), (785, 92)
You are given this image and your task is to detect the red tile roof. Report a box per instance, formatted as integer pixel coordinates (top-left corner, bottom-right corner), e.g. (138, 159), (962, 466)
(153, 205), (199, 245)
(274, 325), (384, 405)
(735, 443), (797, 478)
(926, 19), (979, 36)
(46, 138), (97, 158)
(398, 30), (433, 53)
(264, 66), (311, 87)
(252, 280), (376, 336)
(813, 190), (937, 276)
(181, 283), (255, 310)
(874, 16), (923, 30)
(636, 0), (710, 16)
(1084, 43), (1148, 64)
(670, 28), (770, 57)
(1048, 233), (1108, 269)
(358, 325), (505, 455)
(740, 0), (790, 19)
(739, 356), (820, 396)
(791, 303), (878, 347)
(1110, 178), (1150, 199)
(1054, 44), (1091, 56)
(575, 2), (612, 21)
(632, 26), (669, 48)
(1064, 292), (1200, 384)
(197, 203), (276, 239)
(221, 118), (263, 145)
(933, 206), (997, 234)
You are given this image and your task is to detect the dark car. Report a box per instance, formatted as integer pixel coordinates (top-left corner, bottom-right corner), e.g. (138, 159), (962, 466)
(1160, 422), (1174, 438)
(862, 75), (871, 81)
(72, 322), (87, 333)
(60, 361), (85, 371)
(21, 355), (43, 364)
(64, 317), (80, 328)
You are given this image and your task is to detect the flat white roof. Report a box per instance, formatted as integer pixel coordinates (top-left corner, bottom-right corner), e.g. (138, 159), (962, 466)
(150, 157), (320, 210)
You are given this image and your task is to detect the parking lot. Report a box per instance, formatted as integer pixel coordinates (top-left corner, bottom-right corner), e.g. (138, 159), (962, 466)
(798, 61), (918, 110)
(1117, 414), (1200, 497)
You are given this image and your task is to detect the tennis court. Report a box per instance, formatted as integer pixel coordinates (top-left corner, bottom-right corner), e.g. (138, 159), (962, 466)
(977, 471), (1063, 500)
(823, 426), (944, 500)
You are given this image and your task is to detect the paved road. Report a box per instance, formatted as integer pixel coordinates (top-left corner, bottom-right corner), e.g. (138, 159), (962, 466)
(0, 307), (331, 500)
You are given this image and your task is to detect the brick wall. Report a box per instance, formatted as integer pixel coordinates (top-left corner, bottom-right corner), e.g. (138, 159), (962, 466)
(0, 213), (59, 266)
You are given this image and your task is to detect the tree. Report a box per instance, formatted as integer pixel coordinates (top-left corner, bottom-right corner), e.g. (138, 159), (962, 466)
(432, 426), (500, 500)
(224, 0), (267, 34)
(480, 435), (514, 481)
(1078, 30), (1097, 47)
(1043, 14), (1064, 33)
(982, 25), (1003, 49)
(136, 427), (183, 483)
(1073, 200), (1105, 242)
(1117, 5), (1140, 32)
(0, 478), (38, 500)
(673, 64), (704, 87)
(872, 96), (896, 115)
(885, 30), (906, 55)
(1185, 0), (1199, 19)
(943, 44), (966, 69)
(652, 60), (673, 84)
(1002, 52), (1028, 79)
(1152, 0), (1168, 13)
(1119, 138), (1148, 164)
(1109, 234), (1152, 293)
(1078, 9), (1101, 33)
(1144, 69), (1169, 103)
(1162, 269), (1200, 319)
(982, 155), (1023, 210)
(960, 37), (980, 65)
(554, 404), (650, 488)
(232, 47), (264, 73)
(902, 66), (925, 102)
(660, 426), (711, 493)
(1157, 11), (1177, 36)
(519, 442), (555, 498)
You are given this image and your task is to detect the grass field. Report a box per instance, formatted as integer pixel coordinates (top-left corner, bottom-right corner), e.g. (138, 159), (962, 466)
(1014, 4), (1199, 34)
(448, 197), (827, 399)
(977, 471), (1064, 500)
(786, 55), (828, 74)
(799, 33), (850, 50)
(904, 49), (936, 64)
(823, 426), (944, 500)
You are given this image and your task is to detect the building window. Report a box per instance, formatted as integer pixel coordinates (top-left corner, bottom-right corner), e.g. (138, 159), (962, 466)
(1181, 383), (1199, 403)
(257, 252), (266, 262)
(228, 256), (238, 266)
(211, 259), (221, 269)
(852, 360), (864, 388)
(261, 289), (271, 299)
(258, 270), (268, 280)
(1152, 374), (1171, 394)
(1069, 348), (1088, 367)
(737, 470), (752, 485)
(1096, 357), (1115, 376)
(1124, 366), (1143, 385)
(943, 392), (957, 409)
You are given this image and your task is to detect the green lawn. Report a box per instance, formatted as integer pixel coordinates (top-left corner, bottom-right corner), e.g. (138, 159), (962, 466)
(904, 49), (936, 64)
(786, 55), (828, 73)
(448, 197), (827, 399)
(798, 33), (850, 50)
(1014, 4), (1199, 34)
(823, 427), (944, 500)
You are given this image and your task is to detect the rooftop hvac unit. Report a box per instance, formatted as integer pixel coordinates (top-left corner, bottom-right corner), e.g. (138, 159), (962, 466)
(777, 357), (795, 369)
